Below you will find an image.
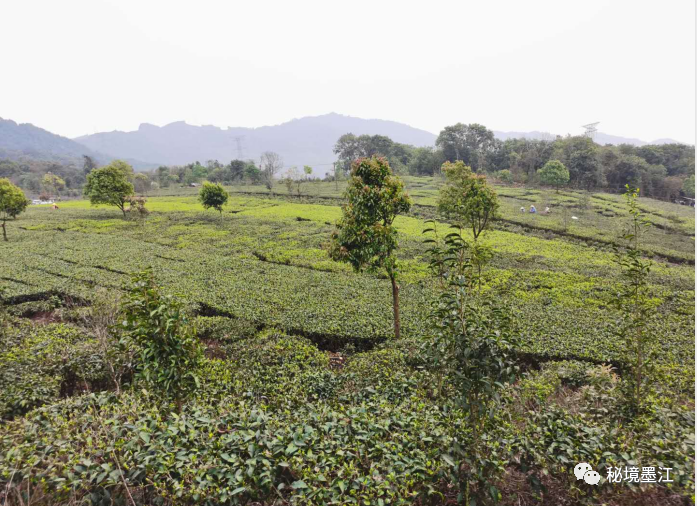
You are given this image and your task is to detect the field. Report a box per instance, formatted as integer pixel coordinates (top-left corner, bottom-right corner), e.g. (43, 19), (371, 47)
(1, 177), (695, 505)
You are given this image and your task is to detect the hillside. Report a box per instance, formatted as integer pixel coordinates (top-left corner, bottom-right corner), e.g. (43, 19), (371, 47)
(0, 118), (156, 170)
(0, 117), (104, 164)
(74, 113), (438, 173)
(493, 129), (683, 146)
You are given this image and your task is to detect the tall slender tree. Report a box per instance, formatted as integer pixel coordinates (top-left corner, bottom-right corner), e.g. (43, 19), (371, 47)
(329, 156), (412, 339)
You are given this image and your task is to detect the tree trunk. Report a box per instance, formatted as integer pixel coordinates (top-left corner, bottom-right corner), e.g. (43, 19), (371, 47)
(1, 221), (6, 241)
(390, 273), (400, 339)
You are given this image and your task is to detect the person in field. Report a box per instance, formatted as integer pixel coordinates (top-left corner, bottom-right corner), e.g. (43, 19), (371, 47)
(530, 205), (536, 213)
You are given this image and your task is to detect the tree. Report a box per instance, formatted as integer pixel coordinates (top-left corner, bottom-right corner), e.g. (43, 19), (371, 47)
(496, 169), (514, 184)
(41, 172), (66, 198)
(614, 186), (657, 414)
(82, 155), (98, 176)
(303, 165), (313, 179)
(109, 159), (135, 181)
(244, 163), (263, 184)
(261, 151), (283, 190)
(122, 270), (202, 411)
(423, 222), (518, 503)
(329, 156), (412, 339)
(408, 147), (445, 176)
(333, 133), (362, 174)
(553, 136), (602, 189)
(682, 174), (695, 198)
(0, 178), (30, 241)
(606, 155), (646, 190)
(333, 134), (412, 175)
(133, 173), (151, 195)
(83, 161), (135, 217)
(538, 159), (570, 189)
(198, 182), (229, 220)
(228, 160), (247, 182)
(156, 166), (171, 187)
(438, 161), (499, 240)
(436, 123), (495, 171)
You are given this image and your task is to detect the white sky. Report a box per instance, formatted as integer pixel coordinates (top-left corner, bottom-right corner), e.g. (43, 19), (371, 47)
(1, 0), (694, 143)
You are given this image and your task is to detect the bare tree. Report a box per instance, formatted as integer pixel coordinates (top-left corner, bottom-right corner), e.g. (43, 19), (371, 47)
(260, 151), (283, 191)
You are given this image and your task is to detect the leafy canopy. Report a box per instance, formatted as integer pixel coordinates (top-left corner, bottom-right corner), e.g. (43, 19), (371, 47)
(0, 178), (29, 220)
(329, 156), (412, 275)
(0, 178), (30, 240)
(83, 161), (135, 216)
(538, 159), (570, 188)
(198, 181), (229, 215)
(438, 161), (499, 240)
(122, 270), (202, 407)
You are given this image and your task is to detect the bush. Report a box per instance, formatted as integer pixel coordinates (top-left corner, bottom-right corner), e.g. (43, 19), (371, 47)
(0, 321), (107, 419)
(496, 169), (514, 184)
(194, 315), (258, 342)
(122, 270), (203, 408)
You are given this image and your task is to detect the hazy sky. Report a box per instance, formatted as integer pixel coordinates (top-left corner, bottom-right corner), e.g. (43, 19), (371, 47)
(1, 0), (694, 143)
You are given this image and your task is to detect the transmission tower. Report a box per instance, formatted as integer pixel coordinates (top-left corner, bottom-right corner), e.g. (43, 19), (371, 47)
(582, 122), (599, 140)
(233, 136), (245, 159)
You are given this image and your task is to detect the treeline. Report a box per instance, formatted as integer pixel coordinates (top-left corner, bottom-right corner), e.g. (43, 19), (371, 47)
(0, 155), (99, 197)
(152, 160), (265, 187)
(334, 125), (696, 199)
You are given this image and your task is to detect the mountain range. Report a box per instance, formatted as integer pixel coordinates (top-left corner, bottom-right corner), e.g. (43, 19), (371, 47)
(74, 113), (437, 174)
(0, 114), (687, 175)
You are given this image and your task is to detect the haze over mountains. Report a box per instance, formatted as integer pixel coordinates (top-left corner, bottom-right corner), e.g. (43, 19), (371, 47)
(1, 114), (687, 175)
(74, 113), (437, 173)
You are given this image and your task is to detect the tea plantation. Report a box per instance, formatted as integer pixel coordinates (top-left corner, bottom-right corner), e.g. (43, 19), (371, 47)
(1, 178), (694, 505)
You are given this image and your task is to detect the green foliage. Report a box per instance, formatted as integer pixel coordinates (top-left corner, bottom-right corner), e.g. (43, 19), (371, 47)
(83, 161), (135, 217)
(682, 174), (695, 198)
(122, 270), (202, 408)
(437, 161), (500, 239)
(0, 321), (107, 419)
(194, 315), (258, 342)
(538, 159), (570, 188)
(330, 157), (412, 274)
(424, 221), (519, 504)
(436, 123), (495, 171)
(333, 133), (415, 175)
(329, 156), (412, 338)
(614, 186), (658, 414)
(198, 181), (229, 218)
(496, 169), (514, 184)
(0, 177), (29, 240)
(41, 171), (66, 196)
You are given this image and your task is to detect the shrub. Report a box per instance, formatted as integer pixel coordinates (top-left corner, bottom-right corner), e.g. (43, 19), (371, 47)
(122, 270), (203, 409)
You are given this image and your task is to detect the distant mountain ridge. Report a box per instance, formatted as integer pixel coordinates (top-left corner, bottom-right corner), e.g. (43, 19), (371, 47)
(74, 113), (438, 174)
(0, 117), (103, 163)
(74, 113), (688, 175)
(492, 129), (683, 146)
(0, 117), (156, 169)
(1, 114), (688, 175)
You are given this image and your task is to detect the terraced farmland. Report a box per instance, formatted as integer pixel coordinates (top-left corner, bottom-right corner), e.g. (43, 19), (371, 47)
(1, 180), (694, 505)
